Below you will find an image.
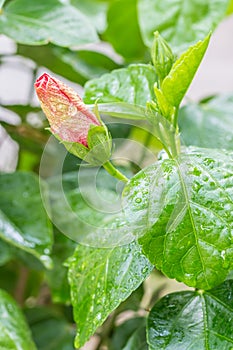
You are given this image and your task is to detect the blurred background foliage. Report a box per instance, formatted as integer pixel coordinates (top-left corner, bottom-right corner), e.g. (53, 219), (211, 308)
(0, 0), (233, 349)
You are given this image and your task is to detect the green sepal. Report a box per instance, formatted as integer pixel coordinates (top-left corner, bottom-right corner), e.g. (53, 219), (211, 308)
(60, 140), (90, 160)
(87, 124), (112, 164)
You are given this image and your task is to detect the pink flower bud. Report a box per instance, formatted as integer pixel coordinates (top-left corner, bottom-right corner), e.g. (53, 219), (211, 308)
(34, 73), (100, 147)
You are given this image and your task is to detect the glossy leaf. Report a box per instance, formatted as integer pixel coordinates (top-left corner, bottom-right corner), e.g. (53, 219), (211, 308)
(123, 147), (233, 289)
(0, 289), (36, 350)
(18, 45), (120, 86)
(25, 307), (75, 350)
(83, 64), (157, 106)
(0, 0), (98, 47)
(179, 94), (233, 150)
(160, 34), (210, 108)
(138, 0), (229, 53)
(104, 0), (147, 60)
(147, 280), (233, 349)
(0, 172), (53, 268)
(68, 242), (153, 347)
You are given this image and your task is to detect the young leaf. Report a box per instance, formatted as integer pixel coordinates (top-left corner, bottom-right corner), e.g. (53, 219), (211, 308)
(179, 94), (233, 150)
(83, 64), (157, 106)
(147, 280), (233, 349)
(123, 147), (233, 290)
(0, 172), (53, 268)
(160, 34), (210, 108)
(68, 242), (153, 348)
(0, 0), (98, 47)
(138, 0), (229, 53)
(0, 289), (36, 350)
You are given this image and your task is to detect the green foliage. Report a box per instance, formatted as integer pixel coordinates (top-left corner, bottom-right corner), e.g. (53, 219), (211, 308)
(0, 0), (98, 46)
(25, 307), (75, 350)
(123, 147), (233, 289)
(68, 241), (152, 347)
(0, 0), (232, 349)
(0, 289), (36, 349)
(0, 172), (53, 268)
(159, 34), (210, 108)
(138, 0), (229, 53)
(84, 64), (157, 105)
(179, 94), (233, 150)
(104, 0), (147, 61)
(18, 45), (120, 86)
(147, 280), (233, 349)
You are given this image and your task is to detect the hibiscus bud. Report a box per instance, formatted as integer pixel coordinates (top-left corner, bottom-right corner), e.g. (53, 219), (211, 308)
(35, 73), (111, 164)
(151, 31), (175, 83)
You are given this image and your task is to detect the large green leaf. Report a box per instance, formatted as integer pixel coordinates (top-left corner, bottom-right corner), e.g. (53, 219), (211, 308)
(0, 172), (53, 268)
(68, 241), (153, 347)
(104, 0), (147, 60)
(0, 289), (36, 350)
(138, 0), (229, 53)
(0, 0), (98, 47)
(123, 147), (233, 289)
(147, 280), (233, 349)
(25, 307), (75, 350)
(83, 64), (157, 106)
(18, 45), (120, 86)
(179, 94), (233, 150)
(160, 34), (210, 108)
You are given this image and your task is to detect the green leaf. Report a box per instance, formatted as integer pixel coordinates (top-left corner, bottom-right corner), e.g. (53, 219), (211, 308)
(0, 0), (98, 47)
(25, 307), (75, 350)
(123, 147), (233, 289)
(138, 0), (229, 53)
(18, 45), (120, 86)
(0, 289), (36, 350)
(83, 64), (157, 106)
(104, 0), (147, 60)
(68, 241), (153, 347)
(147, 280), (233, 349)
(160, 34), (210, 108)
(71, 0), (108, 33)
(111, 317), (147, 350)
(179, 94), (233, 150)
(0, 172), (53, 268)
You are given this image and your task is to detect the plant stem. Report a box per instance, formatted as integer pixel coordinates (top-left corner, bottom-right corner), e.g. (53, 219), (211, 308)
(103, 161), (129, 183)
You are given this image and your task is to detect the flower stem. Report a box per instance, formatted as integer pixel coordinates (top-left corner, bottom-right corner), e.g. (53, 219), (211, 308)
(103, 161), (129, 183)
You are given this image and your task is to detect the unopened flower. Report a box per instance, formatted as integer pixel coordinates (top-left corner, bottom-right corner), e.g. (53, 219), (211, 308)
(35, 73), (111, 164)
(35, 73), (101, 147)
